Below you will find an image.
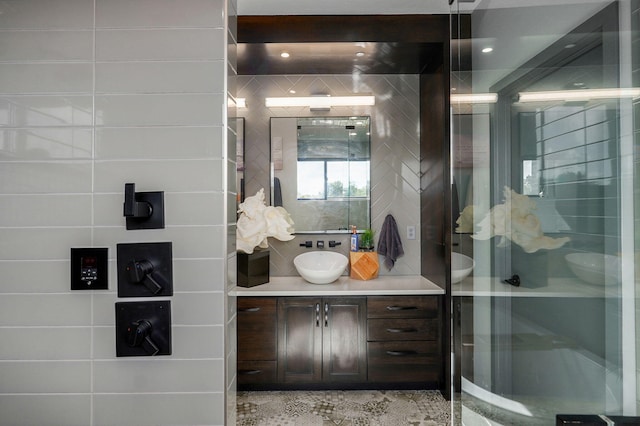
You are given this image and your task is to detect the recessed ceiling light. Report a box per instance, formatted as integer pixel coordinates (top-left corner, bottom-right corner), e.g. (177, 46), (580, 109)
(289, 89), (296, 94)
(481, 47), (493, 53)
(565, 43), (576, 49)
(355, 51), (365, 57)
(280, 52), (290, 58)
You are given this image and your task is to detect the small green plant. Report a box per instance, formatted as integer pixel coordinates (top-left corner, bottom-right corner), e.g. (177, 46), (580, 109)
(360, 229), (375, 251)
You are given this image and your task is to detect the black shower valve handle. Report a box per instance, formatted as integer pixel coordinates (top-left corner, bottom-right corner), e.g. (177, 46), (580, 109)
(126, 319), (160, 355)
(126, 259), (163, 294)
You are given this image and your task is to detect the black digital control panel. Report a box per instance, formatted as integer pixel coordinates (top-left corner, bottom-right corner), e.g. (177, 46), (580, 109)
(71, 247), (108, 290)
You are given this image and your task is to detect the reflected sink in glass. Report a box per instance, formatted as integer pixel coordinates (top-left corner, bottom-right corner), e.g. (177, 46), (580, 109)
(294, 251), (348, 284)
(452, 252), (475, 284)
(565, 252), (620, 286)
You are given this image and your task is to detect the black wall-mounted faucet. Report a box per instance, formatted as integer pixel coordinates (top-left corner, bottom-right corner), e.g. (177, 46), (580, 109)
(300, 241), (312, 248)
(328, 241), (341, 248)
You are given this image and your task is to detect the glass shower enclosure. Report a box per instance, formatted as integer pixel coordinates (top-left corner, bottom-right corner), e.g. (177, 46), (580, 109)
(450, 0), (638, 424)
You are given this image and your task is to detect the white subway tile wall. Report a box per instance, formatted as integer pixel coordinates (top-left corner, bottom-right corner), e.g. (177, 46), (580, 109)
(0, 1), (232, 426)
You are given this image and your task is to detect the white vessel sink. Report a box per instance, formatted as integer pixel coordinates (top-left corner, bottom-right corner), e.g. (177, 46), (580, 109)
(565, 252), (620, 286)
(294, 251), (348, 284)
(452, 252), (475, 284)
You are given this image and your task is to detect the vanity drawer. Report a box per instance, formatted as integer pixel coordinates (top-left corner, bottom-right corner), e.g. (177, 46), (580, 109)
(367, 296), (439, 319)
(367, 318), (438, 341)
(238, 297), (277, 361)
(367, 341), (441, 383)
(238, 361), (277, 385)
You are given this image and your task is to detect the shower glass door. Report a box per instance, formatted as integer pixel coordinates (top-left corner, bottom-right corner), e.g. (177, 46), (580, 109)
(450, 0), (638, 424)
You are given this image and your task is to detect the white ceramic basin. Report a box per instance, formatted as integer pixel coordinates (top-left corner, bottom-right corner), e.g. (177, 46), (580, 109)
(294, 251), (348, 284)
(452, 252), (475, 284)
(565, 252), (620, 286)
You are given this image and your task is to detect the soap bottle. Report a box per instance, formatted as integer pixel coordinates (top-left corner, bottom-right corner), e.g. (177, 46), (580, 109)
(350, 225), (359, 251)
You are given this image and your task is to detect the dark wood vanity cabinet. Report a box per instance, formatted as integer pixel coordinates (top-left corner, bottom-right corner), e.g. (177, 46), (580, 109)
(237, 297), (278, 386)
(366, 296), (442, 386)
(277, 297), (367, 384)
(237, 294), (442, 390)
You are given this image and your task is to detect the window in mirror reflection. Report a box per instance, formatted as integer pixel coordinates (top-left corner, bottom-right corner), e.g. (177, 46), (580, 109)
(270, 116), (371, 233)
(297, 117), (370, 202)
(297, 161), (370, 200)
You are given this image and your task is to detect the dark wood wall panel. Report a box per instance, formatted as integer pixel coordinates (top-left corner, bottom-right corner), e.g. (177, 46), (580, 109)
(238, 15), (449, 43)
(419, 57), (451, 399)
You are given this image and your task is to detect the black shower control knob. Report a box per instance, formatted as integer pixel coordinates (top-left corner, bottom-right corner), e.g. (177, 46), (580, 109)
(126, 259), (154, 283)
(126, 259), (162, 294)
(127, 319), (152, 347)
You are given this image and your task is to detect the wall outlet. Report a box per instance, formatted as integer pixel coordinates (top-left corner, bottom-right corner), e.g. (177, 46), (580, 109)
(406, 225), (416, 240)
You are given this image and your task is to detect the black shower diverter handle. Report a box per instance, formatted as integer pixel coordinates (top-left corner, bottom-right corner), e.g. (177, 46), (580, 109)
(126, 319), (160, 355)
(126, 259), (163, 294)
(123, 183), (152, 218)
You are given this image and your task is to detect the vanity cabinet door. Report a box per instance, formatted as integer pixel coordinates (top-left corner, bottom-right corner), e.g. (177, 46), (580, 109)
(277, 297), (323, 383)
(277, 296), (367, 384)
(237, 297), (277, 386)
(322, 297), (367, 382)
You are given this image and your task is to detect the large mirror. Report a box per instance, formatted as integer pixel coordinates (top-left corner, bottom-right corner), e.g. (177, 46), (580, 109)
(270, 116), (371, 233)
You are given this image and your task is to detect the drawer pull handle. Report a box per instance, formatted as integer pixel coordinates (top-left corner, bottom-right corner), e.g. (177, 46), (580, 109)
(386, 350), (418, 356)
(386, 327), (418, 333)
(238, 307), (261, 312)
(386, 306), (418, 311)
(238, 369), (262, 375)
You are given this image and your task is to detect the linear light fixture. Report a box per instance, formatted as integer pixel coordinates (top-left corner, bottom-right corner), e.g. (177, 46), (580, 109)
(265, 95), (375, 108)
(518, 88), (640, 103)
(450, 93), (498, 104)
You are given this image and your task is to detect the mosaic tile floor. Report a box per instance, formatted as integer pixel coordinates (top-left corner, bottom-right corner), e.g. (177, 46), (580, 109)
(236, 390), (452, 425)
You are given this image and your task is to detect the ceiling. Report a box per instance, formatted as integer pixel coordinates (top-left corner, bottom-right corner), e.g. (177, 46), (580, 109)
(235, 1), (455, 76)
(236, 0), (604, 15)
(236, 0), (454, 16)
(235, 0), (608, 86)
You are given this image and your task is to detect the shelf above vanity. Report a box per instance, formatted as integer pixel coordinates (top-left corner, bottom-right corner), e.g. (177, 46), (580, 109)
(230, 275), (444, 297)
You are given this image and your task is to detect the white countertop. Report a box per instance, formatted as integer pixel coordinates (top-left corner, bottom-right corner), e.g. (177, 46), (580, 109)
(230, 275), (444, 296)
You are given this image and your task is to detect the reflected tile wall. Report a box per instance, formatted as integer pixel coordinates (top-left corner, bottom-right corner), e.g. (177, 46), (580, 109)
(0, 1), (231, 425)
(238, 75), (421, 276)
